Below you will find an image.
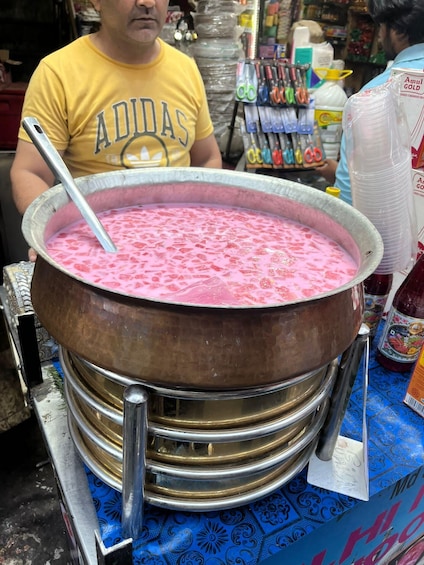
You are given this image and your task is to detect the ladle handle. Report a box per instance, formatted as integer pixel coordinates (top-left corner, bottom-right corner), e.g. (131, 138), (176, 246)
(22, 117), (117, 253)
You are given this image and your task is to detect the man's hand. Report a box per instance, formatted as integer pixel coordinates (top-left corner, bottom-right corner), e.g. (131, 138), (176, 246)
(316, 159), (338, 185)
(28, 248), (37, 262)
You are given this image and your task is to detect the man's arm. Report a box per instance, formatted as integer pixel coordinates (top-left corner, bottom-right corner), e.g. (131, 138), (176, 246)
(10, 139), (58, 215)
(334, 136), (353, 205)
(190, 133), (222, 169)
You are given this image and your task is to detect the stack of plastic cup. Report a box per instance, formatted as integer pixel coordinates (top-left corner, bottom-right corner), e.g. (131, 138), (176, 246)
(343, 81), (417, 274)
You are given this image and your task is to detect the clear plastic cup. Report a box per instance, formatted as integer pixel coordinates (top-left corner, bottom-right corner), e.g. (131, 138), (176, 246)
(347, 133), (409, 171)
(350, 160), (413, 207)
(343, 84), (410, 172)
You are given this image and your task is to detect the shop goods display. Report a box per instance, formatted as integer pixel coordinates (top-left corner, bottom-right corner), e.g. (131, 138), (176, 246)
(302, 0), (350, 46)
(275, 0), (295, 45)
(160, 8), (185, 46)
(343, 80), (417, 275)
(261, 0), (280, 46)
(313, 67), (353, 160)
(192, 0), (244, 143)
(345, 12), (375, 62)
(236, 59), (326, 171)
(377, 253), (424, 373)
(171, 14), (198, 50)
(21, 167), (383, 510)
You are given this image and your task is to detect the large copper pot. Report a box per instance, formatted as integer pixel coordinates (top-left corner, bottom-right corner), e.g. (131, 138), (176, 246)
(22, 168), (383, 389)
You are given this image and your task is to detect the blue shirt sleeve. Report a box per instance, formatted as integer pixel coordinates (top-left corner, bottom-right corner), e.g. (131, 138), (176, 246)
(335, 134), (352, 205)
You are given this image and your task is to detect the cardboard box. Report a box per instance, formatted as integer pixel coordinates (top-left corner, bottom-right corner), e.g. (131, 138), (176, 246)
(391, 68), (424, 171)
(384, 70), (424, 310)
(404, 345), (424, 418)
(411, 168), (424, 254)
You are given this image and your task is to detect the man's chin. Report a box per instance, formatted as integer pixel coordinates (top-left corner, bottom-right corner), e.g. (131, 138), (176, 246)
(131, 29), (160, 46)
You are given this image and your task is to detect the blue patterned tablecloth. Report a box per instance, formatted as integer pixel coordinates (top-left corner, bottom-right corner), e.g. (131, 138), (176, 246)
(77, 326), (424, 564)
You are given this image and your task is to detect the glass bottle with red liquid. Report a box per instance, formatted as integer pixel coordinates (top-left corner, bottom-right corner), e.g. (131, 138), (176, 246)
(363, 272), (393, 339)
(376, 254), (424, 372)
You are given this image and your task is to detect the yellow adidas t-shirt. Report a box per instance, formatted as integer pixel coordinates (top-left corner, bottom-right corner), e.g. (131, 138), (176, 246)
(19, 36), (214, 177)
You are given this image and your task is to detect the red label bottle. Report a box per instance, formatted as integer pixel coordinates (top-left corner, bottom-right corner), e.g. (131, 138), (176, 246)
(363, 273), (393, 338)
(376, 254), (424, 372)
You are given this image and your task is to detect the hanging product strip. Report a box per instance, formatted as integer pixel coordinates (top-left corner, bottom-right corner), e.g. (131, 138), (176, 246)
(235, 59), (325, 171)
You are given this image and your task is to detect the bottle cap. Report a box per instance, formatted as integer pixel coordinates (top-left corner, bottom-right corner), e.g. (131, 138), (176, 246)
(326, 186), (341, 198)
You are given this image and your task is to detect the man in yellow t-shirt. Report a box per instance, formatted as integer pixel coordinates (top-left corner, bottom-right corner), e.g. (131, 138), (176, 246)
(11, 0), (222, 218)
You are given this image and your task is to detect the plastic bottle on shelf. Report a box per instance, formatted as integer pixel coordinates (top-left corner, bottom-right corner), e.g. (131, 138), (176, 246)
(363, 273), (393, 339)
(376, 254), (424, 372)
(313, 68), (353, 161)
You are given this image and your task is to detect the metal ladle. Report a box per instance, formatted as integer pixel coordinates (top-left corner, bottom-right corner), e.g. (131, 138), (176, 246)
(22, 117), (117, 253)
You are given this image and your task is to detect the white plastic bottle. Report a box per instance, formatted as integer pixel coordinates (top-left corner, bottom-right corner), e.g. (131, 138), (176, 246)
(313, 68), (353, 160)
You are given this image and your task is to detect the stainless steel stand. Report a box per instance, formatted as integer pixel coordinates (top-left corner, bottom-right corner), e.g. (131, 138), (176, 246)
(121, 385), (148, 540)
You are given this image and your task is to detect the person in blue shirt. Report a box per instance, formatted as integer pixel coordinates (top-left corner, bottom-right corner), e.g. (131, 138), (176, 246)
(318, 0), (424, 204)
